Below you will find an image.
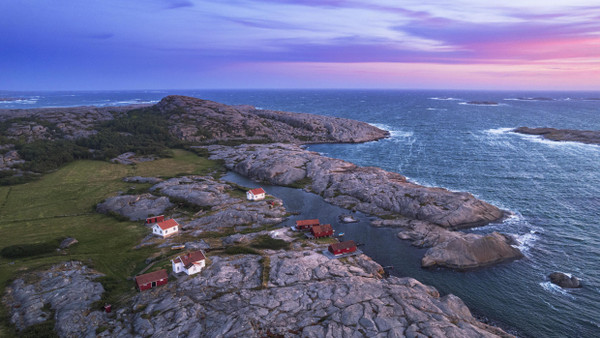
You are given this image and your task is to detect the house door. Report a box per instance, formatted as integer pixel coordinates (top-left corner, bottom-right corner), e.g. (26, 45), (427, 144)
(151, 281), (156, 287)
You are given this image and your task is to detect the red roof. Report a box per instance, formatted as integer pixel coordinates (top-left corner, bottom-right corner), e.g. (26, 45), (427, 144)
(173, 251), (206, 269)
(156, 219), (179, 230)
(135, 269), (168, 286)
(311, 224), (333, 235)
(296, 219), (320, 227)
(329, 240), (357, 252)
(248, 188), (266, 195)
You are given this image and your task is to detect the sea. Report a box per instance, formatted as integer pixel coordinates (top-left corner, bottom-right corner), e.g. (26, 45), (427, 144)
(2, 89), (599, 337)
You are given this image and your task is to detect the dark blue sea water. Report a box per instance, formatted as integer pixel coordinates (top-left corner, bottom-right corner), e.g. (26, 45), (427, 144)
(2, 89), (599, 337)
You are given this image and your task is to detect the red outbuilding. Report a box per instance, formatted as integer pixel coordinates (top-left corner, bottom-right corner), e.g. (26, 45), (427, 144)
(295, 219), (320, 231)
(145, 215), (165, 224)
(135, 269), (168, 291)
(311, 224), (334, 238)
(329, 240), (357, 256)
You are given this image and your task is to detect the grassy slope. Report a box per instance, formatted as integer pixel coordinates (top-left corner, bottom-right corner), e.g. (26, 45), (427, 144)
(0, 149), (220, 334)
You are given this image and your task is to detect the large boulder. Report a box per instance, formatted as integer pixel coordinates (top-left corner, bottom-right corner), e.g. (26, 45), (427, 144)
(549, 272), (582, 288)
(96, 193), (173, 221)
(421, 232), (524, 269)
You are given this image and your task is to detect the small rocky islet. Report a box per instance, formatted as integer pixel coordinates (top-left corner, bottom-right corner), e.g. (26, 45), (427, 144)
(513, 126), (600, 145)
(2, 95), (525, 336)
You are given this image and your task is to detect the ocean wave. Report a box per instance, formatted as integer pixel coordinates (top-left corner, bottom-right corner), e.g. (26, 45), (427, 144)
(484, 127), (514, 135)
(97, 99), (159, 107)
(539, 281), (576, 299)
(458, 102), (507, 107)
(0, 98), (39, 104)
(369, 123), (414, 138)
(428, 97), (462, 101)
(426, 108), (447, 111)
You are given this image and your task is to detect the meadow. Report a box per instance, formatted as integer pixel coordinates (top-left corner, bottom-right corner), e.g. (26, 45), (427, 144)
(0, 149), (220, 335)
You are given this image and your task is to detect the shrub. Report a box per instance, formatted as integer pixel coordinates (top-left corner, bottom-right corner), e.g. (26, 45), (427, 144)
(0, 239), (60, 259)
(251, 235), (290, 250)
(223, 246), (260, 255)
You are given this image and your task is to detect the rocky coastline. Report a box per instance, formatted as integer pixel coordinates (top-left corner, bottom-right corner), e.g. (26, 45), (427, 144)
(514, 126), (600, 145)
(2, 96), (519, 336)
(207, 143), (522, 270)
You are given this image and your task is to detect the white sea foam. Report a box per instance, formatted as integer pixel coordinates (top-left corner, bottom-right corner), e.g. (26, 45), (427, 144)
(426, 108), (447, 111)
(428, 97), (462, 101)
(0, 98), (38, 104)
(539, 281), (575, 299)
(369, 123), (414, 138)
(484, 127), (514, 135)
(458, 102), (507, 107)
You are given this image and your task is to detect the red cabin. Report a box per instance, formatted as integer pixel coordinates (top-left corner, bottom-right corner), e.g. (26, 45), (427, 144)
(145, 215), (165, 224)
(329, 240), (357, 256)
(135, 269), (168, 291)
(311, 224), (334, 238)
(295, 219), (320, 231)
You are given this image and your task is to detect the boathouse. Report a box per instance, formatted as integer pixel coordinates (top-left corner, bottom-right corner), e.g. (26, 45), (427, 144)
(246, 188), (266, 201)
(329, 240), (357, 256)
(172, 250), (206, 276)
(145, 215), (165, 224)
(135, 269), (168, 291)
(152, 219), (179, 238)
(295, 219), (320, 231)
(311, 224), (334, 238)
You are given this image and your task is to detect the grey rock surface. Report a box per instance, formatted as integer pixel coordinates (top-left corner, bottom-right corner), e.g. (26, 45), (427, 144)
(207, 143), (503, 228)
(96, 193), (173, 221)
(154, 95), (389, 144)
(3, 262), (105, 337)
(150, 176), (240, 209)
(421, 232), (524, 270)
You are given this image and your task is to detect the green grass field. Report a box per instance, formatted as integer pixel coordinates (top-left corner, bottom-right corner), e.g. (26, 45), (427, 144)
(0, 149), (221, 335)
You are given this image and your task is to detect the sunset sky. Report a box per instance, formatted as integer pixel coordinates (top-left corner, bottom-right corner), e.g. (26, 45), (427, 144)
(1, 0), (599, 90)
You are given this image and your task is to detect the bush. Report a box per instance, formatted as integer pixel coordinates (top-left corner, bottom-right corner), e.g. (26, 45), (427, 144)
(223, 246), (260, 255)
(251, 235), (290, 250)
(0, 239), (60, 259)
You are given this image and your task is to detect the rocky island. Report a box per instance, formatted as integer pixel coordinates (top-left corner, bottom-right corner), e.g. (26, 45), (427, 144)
(514, 126), (600, 145)
(1, 96), (518, 336)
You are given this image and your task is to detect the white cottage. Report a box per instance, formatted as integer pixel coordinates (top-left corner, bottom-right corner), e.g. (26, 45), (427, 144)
(152, 219), (179, 238)
(172, 251), (206, 275)
(246, 188), (266, 201)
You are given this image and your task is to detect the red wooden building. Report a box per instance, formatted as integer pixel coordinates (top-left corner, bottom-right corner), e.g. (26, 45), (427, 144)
(135, 269), (168, 291)
(329, 240), (357, 256)
(295, 219), (320, 231)
(311, 224), (334, 238)
(145, 215), (165, 224)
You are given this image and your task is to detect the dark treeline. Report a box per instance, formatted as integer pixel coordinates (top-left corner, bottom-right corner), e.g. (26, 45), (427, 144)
(2, 107), (184, 185)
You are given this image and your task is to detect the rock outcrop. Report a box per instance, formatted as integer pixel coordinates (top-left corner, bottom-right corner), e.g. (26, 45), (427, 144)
(149, 176), (239, 208)
(3, 262), (105, 337)
(4, 250), (511, 337)
(549, 272), (582, 288)
(514, 127), (600, 145)
(421, 232), (524, 270)
(154, 95), (389, 144)
(96, 193), (174, 221)
(207, 143), (523, 270)
(207, 143), (503, 229)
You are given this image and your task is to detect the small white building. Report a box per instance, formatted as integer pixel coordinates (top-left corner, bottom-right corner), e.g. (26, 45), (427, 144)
(172, 251), (206, 275)
(152, 219), (179, 238)
(246, 188), (266, 201)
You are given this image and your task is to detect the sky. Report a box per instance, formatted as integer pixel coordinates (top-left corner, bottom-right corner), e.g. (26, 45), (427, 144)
(1, 0), (599, 91)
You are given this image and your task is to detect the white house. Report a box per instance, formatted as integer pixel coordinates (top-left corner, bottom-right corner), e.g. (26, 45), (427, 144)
(246, 188), (266, 201)
(172, 251), (206, 275)
(152, 219), (179, 238)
